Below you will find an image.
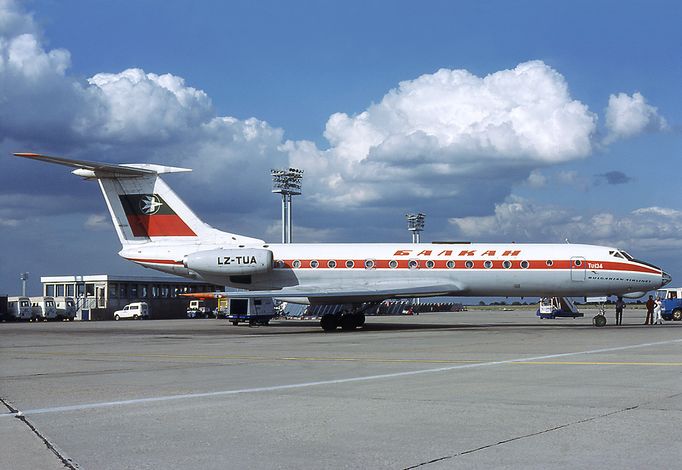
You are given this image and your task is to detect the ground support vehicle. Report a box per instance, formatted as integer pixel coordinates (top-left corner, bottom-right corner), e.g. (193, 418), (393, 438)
(30, 296), (57, 321)
(186, 299), (214, 318)
(55, 296), (77, 321)
(225, 298), (275, 326)
(6, 297), (33, 321)
(657, 288), (682, 321)
(536, 297), (583, 319)
(113, 302), (149, 320)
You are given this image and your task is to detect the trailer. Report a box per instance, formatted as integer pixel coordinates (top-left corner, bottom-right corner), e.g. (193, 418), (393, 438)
(223, 297), (276, 326)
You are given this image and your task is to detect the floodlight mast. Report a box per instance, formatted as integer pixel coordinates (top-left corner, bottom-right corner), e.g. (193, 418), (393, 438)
(406, 213), (426, 244)
(20, 272), (29, 296)
(271, 168), (303, 243)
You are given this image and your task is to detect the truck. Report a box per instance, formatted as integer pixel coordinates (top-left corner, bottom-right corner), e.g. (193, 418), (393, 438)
(30, 296), (57, 321)
(657, 288), (682, 321)
(536, 297), (583, 319)
(7, 296), (33, 321)
(55, 296), (77, 321)
(186, 299), (214, 318)
(222, 297), (276, 326)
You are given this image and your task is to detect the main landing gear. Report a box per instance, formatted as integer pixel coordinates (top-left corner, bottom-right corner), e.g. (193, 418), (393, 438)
(320, 303), (374, 331)
(592, 303), (607, 327)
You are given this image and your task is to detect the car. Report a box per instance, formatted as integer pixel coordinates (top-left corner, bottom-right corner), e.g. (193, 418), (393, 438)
(113, 302), (149, 320)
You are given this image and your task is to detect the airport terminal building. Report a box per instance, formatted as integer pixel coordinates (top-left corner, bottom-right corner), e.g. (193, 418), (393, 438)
(41, 275), (223, 320)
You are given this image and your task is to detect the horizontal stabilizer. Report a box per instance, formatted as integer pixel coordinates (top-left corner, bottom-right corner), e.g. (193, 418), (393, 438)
(13, 153), (191, 177)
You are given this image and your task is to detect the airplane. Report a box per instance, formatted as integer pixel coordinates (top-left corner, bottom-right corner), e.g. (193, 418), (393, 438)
(13, 152), (671, 330)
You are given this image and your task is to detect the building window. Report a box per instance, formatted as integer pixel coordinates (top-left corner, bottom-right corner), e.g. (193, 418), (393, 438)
(110, 283), (118, 298)
(140, 285), (148, 298)
(85, 284), (95, 296)
(66, 284), (75, 297)
(56, 284), (65, 297)
(45, 284), (55, 296)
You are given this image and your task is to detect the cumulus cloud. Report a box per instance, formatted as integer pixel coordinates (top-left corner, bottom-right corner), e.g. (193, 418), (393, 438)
(604, 92), (667, 143)
(449, 196), (682, 251)
(287, 61), (598, 214)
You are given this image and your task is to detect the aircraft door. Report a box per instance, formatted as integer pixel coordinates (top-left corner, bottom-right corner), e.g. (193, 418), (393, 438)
(570, 257), (586, 281)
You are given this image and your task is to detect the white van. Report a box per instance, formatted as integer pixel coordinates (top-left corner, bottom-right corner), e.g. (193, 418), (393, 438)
(30, 296), (58, 321)
(7, 296), (33, 320)
(113, 302), (149, 320)
(55, 296), (77, 321)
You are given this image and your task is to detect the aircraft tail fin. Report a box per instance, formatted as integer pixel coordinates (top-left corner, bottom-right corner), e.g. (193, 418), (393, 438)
(13, 153), (263, 246)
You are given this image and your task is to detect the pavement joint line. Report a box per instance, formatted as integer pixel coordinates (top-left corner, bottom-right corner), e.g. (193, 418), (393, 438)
(0, 397), (79, 469)
(2, 337), (680, 419)
(403, 403), (642, 469)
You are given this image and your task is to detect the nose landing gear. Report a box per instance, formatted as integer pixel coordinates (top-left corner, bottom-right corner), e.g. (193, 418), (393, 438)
(320, 303), (373, 331)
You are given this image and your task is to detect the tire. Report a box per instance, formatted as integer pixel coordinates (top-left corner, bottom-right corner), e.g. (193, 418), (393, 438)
(355, 313), (365, 328)
(320, 314), (339, 331)
(340, 314), (356, 331)
(232, 321), (239, 326)
(114, 314), (120, 321)
(133, 314), (139, 320)
(593, 314), (607, 327)
(672, 309), (682, 321)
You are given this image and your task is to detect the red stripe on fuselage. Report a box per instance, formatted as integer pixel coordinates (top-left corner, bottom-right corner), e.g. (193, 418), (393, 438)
(126, 214), (196, 237)
(277, 259), (660, 274)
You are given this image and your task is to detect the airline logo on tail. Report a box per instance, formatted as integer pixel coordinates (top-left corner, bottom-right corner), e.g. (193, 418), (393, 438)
(119, 194), (196, 237)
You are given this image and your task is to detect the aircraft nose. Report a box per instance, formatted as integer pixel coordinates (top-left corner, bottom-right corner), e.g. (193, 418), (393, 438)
(662, 271), (672, 287)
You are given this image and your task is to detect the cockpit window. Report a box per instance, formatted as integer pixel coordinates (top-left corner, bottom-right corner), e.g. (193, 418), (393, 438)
(619, 251), (634, 261)
(610, 250), (624, 259)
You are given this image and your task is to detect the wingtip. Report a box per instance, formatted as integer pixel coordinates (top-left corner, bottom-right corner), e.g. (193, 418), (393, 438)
(13, 152), (43, 157)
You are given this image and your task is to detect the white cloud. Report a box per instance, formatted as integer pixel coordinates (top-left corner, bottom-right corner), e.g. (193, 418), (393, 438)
(288, 60), (598, 211)
(525, 170), (547, 188)
(449, 196), (682, 251)
(604, 92), (667, 143)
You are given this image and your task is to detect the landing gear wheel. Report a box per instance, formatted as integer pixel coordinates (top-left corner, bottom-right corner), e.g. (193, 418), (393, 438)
(340, 313), (357, 331)
(320, 313), (339, 331)
(593, 314), (607, 327)
(672, 309), (682, 321)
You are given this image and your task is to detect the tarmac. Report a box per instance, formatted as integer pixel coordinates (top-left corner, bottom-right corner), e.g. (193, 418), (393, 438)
(1, 309), (681, 469)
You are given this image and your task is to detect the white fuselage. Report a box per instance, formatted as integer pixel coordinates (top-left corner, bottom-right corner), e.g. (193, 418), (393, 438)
(121, 242), (667, 303)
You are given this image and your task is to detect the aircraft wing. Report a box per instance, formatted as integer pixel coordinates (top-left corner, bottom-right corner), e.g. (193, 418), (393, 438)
(186, 281), (465, 304)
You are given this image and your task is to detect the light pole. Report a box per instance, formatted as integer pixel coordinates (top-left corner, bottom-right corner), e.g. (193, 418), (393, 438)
(271, 168), (304, 243)
(20, 272), (29, 296)
(406, 213), (425, 243)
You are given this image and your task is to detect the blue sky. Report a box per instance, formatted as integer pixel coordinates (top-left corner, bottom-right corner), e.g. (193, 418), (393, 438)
(1, 0), (681, 295)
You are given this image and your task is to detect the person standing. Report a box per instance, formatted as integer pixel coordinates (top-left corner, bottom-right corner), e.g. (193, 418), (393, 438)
(654, 296), (664, 325)
(645, 295), (654, 325)
(615, 296), (625, 326)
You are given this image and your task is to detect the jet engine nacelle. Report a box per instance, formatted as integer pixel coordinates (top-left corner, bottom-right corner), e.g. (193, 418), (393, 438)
(183, 248), (273, 276)
(622, 291), (647, 299)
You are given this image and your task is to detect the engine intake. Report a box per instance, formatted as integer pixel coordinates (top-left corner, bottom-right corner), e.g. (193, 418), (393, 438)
(183, 248), (273, 276)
